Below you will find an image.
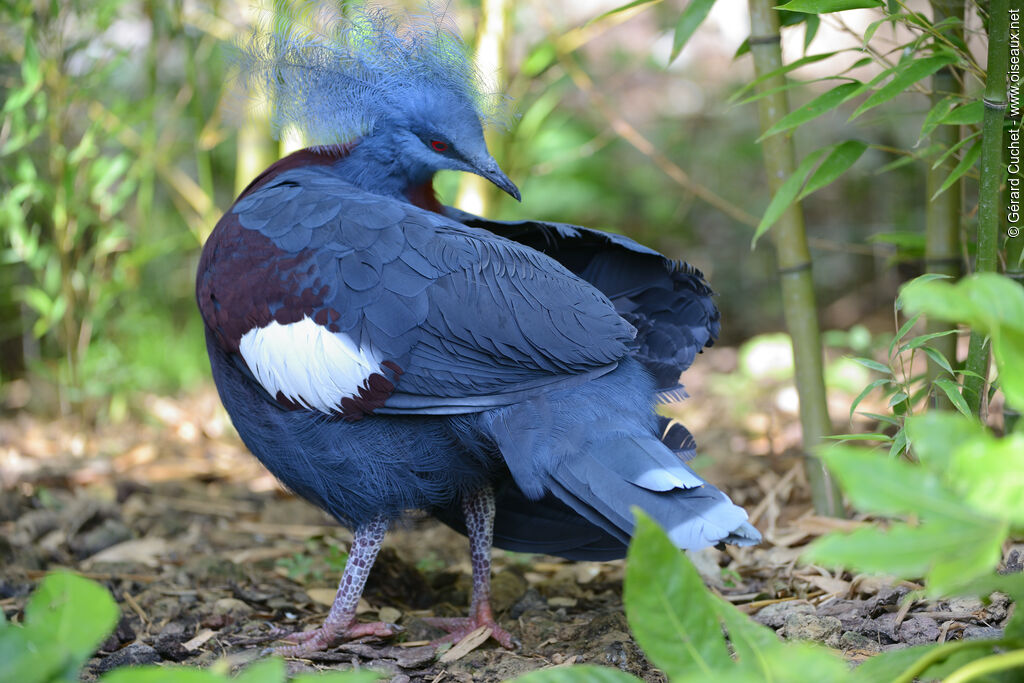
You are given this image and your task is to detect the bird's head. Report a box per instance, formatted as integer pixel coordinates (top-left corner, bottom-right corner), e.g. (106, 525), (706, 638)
(237, 3), (519, 200)
(386, 87), (520, 200)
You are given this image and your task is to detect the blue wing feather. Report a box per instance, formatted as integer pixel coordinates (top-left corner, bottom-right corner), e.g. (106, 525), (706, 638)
(210, 166), (634, 415)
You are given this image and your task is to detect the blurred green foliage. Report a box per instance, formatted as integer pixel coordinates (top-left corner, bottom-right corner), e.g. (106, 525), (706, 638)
(0, 0), (227, 419)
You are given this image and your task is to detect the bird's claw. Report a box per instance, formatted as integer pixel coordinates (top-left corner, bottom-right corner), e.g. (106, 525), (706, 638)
(271, 621), (403, 656)
(424, 615), (518, 650)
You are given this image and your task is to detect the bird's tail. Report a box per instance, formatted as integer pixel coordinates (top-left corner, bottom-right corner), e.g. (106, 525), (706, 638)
(479, 358), (760, 552)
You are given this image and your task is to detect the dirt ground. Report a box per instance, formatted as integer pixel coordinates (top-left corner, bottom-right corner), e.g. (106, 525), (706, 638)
(0, 350), (1018, 681)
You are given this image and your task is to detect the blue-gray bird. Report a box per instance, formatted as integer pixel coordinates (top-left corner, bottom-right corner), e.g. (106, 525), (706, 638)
(196, 5), (760, 654)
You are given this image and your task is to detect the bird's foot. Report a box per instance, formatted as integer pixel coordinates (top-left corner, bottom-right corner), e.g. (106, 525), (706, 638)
(424, 613), (518, 650)
(269, 620), (402, 656)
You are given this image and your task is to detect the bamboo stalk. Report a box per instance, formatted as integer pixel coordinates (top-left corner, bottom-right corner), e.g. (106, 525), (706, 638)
(747, 0), (843, 516)
(963, 0), (1010, 416)
(924, 0), (965, 409)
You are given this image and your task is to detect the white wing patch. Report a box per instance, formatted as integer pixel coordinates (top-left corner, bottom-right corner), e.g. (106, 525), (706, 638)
(239, 316), (381, 413)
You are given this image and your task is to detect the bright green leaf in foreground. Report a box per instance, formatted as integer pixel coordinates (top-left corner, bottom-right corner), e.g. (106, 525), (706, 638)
(805, 446), (1013, 594)
(510, 665), (643, 683)
(901, 274), (1024, 409)
(624, 511), (850, 682)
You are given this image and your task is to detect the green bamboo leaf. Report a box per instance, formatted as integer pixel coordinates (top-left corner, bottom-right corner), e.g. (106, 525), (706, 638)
(824, 432), (892, 441)
(803, 14), (820, 49)
(890, 313), (922, 357)
(849, 378), (892, 420)
(933, 378), (974, 418)
(859, 412), (901, 427)
(938, 101), (983, 125)
(588, 0), (662, 24)
(751, 147), (828, 247)
(930, 131), (980, 170)
(932, 140), (980, 199)
(798, 140), (867, 199)
(888, 391), (909, 407)
(888, 427), (908, 458)
(918, 96), (957, 141)
(849, 356), (892, 374)
(669, 0), (717, 64)
(729, 51), (840, 102)
(775, 0), (883, 12)
(758, 82), (863, 140)
(850, 54), (959, 120)
(922, 346), (955, 376)
(897, 329), (958, 353)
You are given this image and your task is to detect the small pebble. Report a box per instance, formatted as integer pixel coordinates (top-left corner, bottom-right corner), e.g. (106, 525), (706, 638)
(782, 613), (842, 648)
(753, 600), (815, 629)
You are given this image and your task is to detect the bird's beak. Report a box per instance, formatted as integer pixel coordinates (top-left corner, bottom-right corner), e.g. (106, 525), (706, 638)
(471, 156), (521, 202)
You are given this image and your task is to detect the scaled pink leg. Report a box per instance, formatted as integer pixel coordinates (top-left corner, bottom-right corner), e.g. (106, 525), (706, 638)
(274, 515), (400, 655)
(425, 487), (518, 649)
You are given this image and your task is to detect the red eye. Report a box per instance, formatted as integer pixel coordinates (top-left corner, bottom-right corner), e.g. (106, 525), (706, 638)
(431, 140), (448, 152)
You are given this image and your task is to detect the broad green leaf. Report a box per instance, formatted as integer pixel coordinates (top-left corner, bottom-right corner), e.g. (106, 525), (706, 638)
(851, 54), (959, 120)
(798, 140), (867, 199)
(101, 668), (223, 683)
(933, 378), (973, 417)
(849, 641), (1000, 683)
(624, 512), (733, 678)
(775, 0), (883, 12)
(293, 672), (385, 683)
(905, 412), (983, 470)
(510, 665), (644, 683)
(901, 274), (1024, 408)
(758, 82), (862, 140)
(26, 572), (119, 661)
(751, 147), (828, 246)
(949, 433), (1024, 525)
(932, 139), (980, 198)
(816, 447), (972, 519)
(805, 517), (1006, 594)
(234, 657), (286, 683)
(669, 0), (716, 64)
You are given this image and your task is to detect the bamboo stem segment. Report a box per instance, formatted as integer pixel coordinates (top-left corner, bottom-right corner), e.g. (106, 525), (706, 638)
(747, 0), (844, 517)
(963, 0), (1010, 416)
